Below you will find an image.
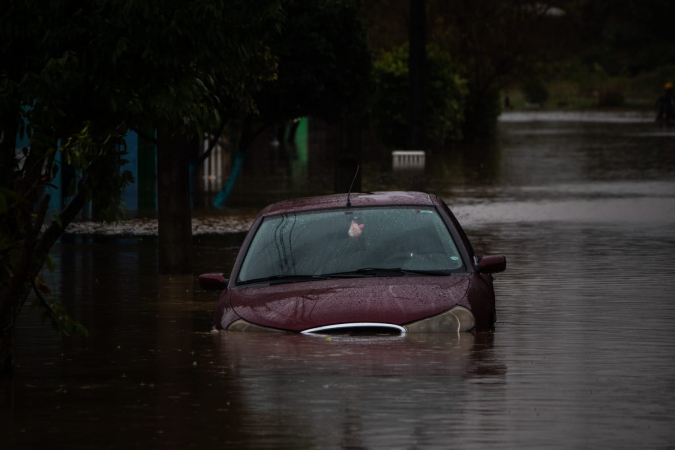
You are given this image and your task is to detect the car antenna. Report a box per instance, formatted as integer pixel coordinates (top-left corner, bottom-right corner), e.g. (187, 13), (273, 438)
(346, 165), (360, 207)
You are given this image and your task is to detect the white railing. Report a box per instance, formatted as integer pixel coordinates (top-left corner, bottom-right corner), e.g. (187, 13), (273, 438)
(392, 151), (425, 170)
(201, 136), (228, 192)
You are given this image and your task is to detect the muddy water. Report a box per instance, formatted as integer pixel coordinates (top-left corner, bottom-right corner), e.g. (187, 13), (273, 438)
(2, 111), (675, 449)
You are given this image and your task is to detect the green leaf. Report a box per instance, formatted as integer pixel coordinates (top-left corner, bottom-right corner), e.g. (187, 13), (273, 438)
(8, 248), (20, 268)
(29, 296), (40, 313)
(67, 178), (76, 197)
(35, 277), (53, 296)
(116, 38), (127, 56)
(15, 213), (25, 234)
(52, 213), (63, 229)
(0, 186), (21, 202)
(0, 194), (6, 213)
(29, 296), (89, 340)
(45, 254), (56, 273)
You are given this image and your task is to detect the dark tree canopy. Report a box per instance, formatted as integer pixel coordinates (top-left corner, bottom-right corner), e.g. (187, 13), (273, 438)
(362, 0), (675, 135)
(372, 45), (467, 147)
(255, 0), (374, 123)
(569, 0), (675, 75)
(361, 0), (580, 136)
(211, 0), (374, 208)
(0, 0), (283, 370)
(0, 0), (282, 142)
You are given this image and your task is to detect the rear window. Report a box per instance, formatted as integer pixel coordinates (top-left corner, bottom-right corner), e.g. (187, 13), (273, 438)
(238, 207), (464, 282)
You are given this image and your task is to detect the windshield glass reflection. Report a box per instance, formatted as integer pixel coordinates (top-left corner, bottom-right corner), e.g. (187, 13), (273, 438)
(238, 207), (464, 282)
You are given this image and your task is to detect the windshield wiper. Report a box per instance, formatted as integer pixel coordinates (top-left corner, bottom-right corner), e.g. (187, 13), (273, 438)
(238, 268), (452, 285)
(323, 268), (451, 277)
(238, 274), (329, 286)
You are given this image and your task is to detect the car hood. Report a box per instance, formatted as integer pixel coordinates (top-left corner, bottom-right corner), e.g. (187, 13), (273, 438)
(230, 275), (470, 331)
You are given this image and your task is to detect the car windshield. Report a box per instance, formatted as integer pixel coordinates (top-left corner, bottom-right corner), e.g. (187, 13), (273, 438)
(237, 207), (464, 282)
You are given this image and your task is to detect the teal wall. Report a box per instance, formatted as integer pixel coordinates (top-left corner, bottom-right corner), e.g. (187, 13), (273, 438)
(120, 130), (156, 213)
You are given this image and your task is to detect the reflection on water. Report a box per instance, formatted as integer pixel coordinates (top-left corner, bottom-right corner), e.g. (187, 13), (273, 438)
(207, 332), (504, 449)
(2, 111), (675, 449)
(498, 110), (655, 123)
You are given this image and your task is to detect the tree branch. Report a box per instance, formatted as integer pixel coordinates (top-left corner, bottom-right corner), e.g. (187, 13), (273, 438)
(251, 121), (272, 142)
(193, 120), (227, 170)
(30, 278), (56, 317)
(33, 185), (85, 266)
(133, 128), (158, 145)
(33, 194), (50, 234)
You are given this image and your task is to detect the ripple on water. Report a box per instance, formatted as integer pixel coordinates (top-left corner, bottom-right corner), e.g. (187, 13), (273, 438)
(4, 111), (675, 449)
(499, 110), (654, 123)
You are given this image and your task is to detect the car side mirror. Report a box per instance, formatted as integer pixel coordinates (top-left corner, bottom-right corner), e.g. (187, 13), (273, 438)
(199, 273), (228, 291)
(476, 255), (506, 274)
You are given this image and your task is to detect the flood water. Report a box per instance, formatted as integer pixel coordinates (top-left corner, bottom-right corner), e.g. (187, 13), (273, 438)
(3, 111), (675, 449)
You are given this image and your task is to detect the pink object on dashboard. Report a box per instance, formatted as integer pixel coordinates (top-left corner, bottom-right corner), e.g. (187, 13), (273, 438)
(348, 220), (364, 237)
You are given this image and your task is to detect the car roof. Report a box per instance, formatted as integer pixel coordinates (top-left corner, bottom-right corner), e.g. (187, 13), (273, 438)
(260, 191), (436, 216)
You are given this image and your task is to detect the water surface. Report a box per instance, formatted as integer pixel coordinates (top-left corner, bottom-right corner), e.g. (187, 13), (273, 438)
(2, 111), (675, 449)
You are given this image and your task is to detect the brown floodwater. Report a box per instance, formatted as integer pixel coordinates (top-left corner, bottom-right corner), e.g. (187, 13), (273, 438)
(2, 111), (675, 449)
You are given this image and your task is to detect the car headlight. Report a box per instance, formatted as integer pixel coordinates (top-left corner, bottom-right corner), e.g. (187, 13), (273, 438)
(404, 305), (475, 333)
(227, 319), (285, 333)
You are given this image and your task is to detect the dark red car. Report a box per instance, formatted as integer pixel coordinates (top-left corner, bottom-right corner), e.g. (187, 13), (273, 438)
(202, 192), (506, 335)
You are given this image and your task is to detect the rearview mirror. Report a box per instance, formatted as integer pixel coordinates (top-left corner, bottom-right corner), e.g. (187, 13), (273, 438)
(476, 255), (506, 274)
(199, 273), (228, 291)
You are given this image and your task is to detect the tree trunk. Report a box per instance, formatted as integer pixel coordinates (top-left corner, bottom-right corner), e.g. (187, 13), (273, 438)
(0, 280), (30, 373)
(0, 156), (87, 372)
(1, 133), (121, 373)
(212, 117), (264, 209)
(157, 131), (193, 274)
(0, 117), (19, 188)
(334, 116), (362, 194)
(409, 0), (426, 150)
(0, 118), (19, 371)
(0, 136), (53, 372)
(137, 129), (157, 211)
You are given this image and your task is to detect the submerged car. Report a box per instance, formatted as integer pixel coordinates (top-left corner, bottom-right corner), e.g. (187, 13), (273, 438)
(202, 192), (506, 335)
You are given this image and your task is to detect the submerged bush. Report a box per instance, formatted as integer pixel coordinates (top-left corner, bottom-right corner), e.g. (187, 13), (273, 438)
(462, 86), (502, 139)
(521, 78), (549, 104)
(598, 88), (625, 107)
(371, 45), (467, 148)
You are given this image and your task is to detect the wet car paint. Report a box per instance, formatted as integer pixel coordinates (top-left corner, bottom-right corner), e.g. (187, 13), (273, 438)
(227, 276), (471, 331)
(259, 191), (436, 216)
(211, 192), (502, 332)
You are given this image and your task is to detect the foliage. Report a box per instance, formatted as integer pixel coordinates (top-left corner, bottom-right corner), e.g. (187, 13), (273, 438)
(363, 0), (675, 132)
(362, 1), (582, 137)
(461, 86), (502, 140)
(598, 89), (625, 107)
(30, 275), (90, 340)
(1, 0), (282, 136)
(254, 0), (373, 123)
(0, 0), (283, 369)
(627, 64), (675, 96)
(371, 45), (467, 148)
(432, 1), (581, 135)
(569, 0), (675, 76)
(1, 126), (130, 358)
(213, 0), (374, 207)
(521, 78), (550, 105)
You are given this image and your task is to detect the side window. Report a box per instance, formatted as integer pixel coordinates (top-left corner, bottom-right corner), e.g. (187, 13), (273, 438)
(441, 201), (475, 258)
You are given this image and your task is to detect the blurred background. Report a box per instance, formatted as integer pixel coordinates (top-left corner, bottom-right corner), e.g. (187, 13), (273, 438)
(2, 2), (675, 448)
(10, 0), (673, 215)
